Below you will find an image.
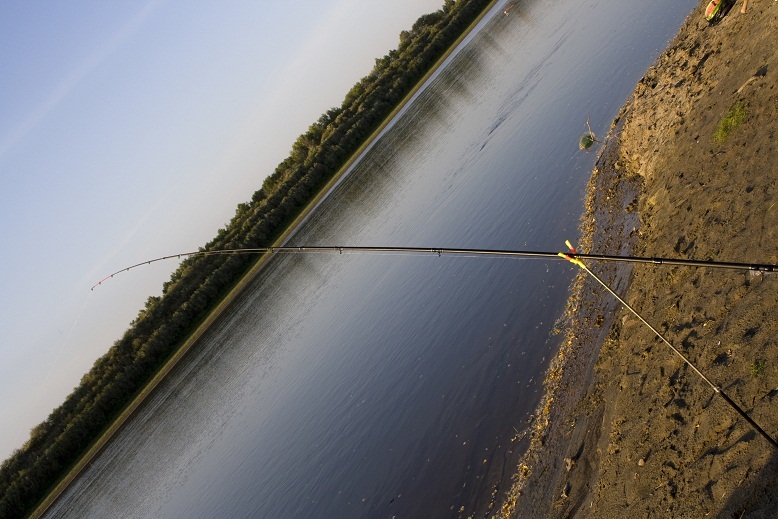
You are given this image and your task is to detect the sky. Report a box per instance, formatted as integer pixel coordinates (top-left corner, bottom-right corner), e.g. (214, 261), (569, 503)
(0, 0), (449, 461)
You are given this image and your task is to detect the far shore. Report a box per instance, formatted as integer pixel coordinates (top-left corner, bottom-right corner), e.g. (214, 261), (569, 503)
(28, 3), (501, 518)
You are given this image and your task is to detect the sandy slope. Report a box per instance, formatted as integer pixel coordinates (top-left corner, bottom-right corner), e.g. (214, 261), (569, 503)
(499, 1), (778, 517)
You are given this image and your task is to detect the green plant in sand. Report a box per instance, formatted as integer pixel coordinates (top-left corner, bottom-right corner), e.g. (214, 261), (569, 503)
(750, 358), (767, 377)
(714, 100), (747, 144)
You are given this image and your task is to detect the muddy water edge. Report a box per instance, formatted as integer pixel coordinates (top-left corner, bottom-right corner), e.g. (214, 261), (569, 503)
(501, 1), (778, 517)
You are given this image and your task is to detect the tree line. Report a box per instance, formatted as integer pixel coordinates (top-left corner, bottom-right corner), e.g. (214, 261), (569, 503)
(0, 1), (493, 517)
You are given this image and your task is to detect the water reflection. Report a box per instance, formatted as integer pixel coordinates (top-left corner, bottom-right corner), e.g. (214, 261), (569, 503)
(46, 0), (699, 517)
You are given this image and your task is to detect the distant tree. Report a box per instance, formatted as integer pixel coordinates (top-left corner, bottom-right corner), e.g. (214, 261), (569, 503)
(0, 2), (495, 516)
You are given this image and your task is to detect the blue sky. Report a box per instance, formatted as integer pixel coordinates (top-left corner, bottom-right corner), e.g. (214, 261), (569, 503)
(0, 0), (446, 460)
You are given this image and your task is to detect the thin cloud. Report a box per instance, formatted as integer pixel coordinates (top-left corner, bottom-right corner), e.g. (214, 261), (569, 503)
(0, 0), (160, 162)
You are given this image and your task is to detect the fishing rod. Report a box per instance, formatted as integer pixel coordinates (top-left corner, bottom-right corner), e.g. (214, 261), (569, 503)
(90, 245), (778, 290)
(91, 241), (778, 449)
(559, 248), (778, 451)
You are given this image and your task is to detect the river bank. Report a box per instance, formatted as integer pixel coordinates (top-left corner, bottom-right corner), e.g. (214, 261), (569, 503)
(500, 1), (778, 517)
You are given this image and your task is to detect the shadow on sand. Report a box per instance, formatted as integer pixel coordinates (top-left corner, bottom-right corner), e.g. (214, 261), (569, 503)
(716, 449), (778, 519)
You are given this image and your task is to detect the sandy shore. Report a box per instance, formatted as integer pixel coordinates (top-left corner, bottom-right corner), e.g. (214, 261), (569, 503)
(499, 1), (778, 517)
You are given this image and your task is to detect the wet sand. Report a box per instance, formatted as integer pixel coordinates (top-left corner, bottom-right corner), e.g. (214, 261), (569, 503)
(499, 1), (778, 517)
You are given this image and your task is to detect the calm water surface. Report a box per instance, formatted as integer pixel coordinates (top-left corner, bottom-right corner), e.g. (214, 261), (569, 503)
(47, 0), (697, 517)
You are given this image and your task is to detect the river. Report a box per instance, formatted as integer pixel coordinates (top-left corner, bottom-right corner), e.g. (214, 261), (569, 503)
(46, 0), (697, 517)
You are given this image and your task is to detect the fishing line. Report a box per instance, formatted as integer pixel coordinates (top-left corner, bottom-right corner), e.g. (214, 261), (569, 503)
(90, 245), (778, 290)
(559, 249), (778, 450)
(90, 242), (778, 448)
(35, 290), (93, 408)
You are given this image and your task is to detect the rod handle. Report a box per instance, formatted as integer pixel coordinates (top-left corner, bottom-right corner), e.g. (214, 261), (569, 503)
(718, 390), (778, 450)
